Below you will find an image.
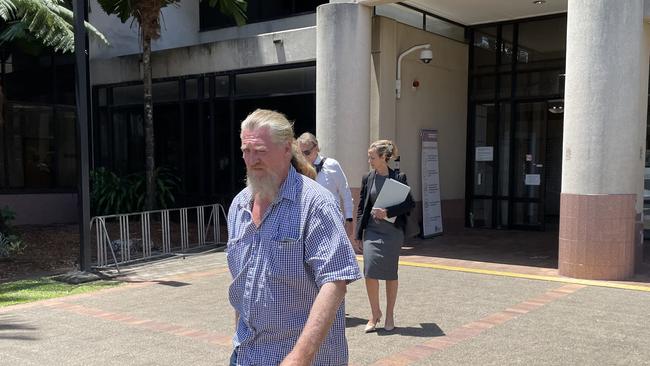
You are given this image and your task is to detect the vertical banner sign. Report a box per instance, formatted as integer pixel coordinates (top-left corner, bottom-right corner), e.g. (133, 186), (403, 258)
(421, 129), (443, 237)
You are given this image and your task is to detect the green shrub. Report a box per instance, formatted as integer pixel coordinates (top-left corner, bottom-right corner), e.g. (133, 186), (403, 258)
(90, 167), (180, 216)
(0, 232), (25, 258)
(0, 207), (25, 258)
(0, 206), (16, 233)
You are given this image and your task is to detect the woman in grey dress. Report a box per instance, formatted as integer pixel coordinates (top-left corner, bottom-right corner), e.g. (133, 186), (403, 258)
(354, 140), (414, 332)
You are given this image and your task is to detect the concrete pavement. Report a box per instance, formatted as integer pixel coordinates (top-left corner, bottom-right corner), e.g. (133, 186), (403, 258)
(1, 250), (649, 365)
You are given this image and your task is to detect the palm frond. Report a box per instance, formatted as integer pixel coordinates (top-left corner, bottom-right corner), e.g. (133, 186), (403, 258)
(96, 0), (134, 23)
(0, 0), (17, 21)
(54, 5), (110, 47)
(0, 21), (28, 44)
(97, 0), (180, 24)
(207, 0), (247, 26)
(0, 0), (109, 53)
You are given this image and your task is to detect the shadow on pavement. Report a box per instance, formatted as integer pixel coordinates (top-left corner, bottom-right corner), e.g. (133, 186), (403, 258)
(346, 316), (446, 338)
(0, 314), (39, 341)
(345, 316), (367, 328)
(377, 322), (445, 338)
(401, 229), (559, 269)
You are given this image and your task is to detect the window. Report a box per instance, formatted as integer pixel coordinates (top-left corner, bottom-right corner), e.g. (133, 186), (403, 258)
(235, 66), (315, 96)
(200, 0), (328, 31)
(376, 4), (423, 29)
(517, 17), (566, 70)
(375, 4), (467, 43)
(93, 63), (316, 206)
(0, 104), (77, 189)
(425, 15), (465, 42)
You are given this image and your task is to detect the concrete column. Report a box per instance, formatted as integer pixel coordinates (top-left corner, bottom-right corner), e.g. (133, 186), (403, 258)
(316, 2), (372, 188)
(560, 0), (648, 280)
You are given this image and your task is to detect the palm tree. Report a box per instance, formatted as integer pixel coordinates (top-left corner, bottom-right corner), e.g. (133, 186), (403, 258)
(0, 0), (108, 53)
(97, 0), (246, 210)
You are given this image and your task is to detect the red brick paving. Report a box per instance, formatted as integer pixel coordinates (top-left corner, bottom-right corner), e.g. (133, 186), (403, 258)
(369, 283), (585, 365)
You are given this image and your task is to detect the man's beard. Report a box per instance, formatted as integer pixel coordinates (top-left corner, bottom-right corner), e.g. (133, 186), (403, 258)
(246, 168), (281, 202)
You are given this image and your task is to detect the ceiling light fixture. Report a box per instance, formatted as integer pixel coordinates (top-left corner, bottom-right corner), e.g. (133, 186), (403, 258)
(533, 0), (546, 4)
(548, 99), (564, 114)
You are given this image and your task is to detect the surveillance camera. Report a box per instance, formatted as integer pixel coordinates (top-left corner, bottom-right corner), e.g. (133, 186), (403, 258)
(420, 49), (433, 64)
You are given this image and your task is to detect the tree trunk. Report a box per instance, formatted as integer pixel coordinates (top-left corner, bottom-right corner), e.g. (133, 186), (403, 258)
(143, 36), (156, 211)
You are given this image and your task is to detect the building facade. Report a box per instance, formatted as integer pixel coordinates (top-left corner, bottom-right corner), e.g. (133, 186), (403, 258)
(3, 0), (649, 280)
(315, 0), (650, 280)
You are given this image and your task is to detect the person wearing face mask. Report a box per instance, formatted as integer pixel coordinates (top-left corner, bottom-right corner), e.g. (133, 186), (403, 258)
(354, 139), (414, 333)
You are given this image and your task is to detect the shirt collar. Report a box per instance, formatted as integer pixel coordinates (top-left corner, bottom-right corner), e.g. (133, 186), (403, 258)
(277, 165), (299, 203)
(314, 154), (323, 165)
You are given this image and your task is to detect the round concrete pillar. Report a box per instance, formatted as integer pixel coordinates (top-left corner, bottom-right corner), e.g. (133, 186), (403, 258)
(559, 0), (646, 280)
(316, 2), (371, 187)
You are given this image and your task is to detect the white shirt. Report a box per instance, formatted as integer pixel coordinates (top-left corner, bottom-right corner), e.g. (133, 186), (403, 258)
(314, 155), (354, 220)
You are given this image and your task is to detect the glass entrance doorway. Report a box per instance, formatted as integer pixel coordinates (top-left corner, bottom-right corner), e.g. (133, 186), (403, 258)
(467, 15), (567, 231)
(469, 100), (563, 230)
(511, 101), (563, 229)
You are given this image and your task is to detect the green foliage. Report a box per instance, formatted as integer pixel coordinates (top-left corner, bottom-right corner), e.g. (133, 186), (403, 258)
(0, 277), (120, 307)
(96, 0), (247, 29)
(0, 205), (16, 232)
(0, 232), (24, 257)
(97, 0), (179, 23)
(90, 167), (180, 216)
(207, 0), (247, 26)
(0, 206), (24, 258)
(0, 0), (109, 53)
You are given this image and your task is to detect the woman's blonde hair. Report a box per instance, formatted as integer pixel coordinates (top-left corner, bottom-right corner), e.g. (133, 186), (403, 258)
(240, 109), (316, 180)
(369, 139), (398, 162)
(291, 141), (317, 179)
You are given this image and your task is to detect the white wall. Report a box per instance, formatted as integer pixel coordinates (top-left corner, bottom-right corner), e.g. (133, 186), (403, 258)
(90, 26), (316, 86)
(2, 194), (78, 225)
(89, 0), (316, 60)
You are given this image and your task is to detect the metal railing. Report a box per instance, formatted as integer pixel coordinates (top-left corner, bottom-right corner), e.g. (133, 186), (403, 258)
(90, 204), (228, 270)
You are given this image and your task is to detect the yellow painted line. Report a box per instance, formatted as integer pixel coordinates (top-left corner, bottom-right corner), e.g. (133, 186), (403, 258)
(355, 256), (650, 292)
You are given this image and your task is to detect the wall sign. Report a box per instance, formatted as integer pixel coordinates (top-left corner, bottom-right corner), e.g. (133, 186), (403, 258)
(525, 174), (541, 186)
(421, 129), (443, 237)
(475, 146), (494, 162)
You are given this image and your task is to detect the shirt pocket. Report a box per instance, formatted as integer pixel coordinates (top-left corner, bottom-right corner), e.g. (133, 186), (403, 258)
(226, 237), (250, 275)
(268, 238), (304, 280)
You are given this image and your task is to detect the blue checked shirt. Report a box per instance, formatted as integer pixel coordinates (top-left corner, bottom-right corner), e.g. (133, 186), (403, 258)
(227, 166), (362, 366)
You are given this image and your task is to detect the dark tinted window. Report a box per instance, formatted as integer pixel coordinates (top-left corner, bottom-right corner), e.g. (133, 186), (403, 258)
(200, 0), (328, 31)
(0, 48), (77, 190)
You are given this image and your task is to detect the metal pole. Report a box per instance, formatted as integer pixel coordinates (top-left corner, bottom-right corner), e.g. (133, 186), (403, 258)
(73, 0), (92, 271)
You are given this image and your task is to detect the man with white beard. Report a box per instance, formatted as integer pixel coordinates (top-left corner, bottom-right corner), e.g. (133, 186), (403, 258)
(226, 109), (362, 366)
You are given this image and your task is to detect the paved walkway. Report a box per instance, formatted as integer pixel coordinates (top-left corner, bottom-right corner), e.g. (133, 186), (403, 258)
(2, 248), (650, 365)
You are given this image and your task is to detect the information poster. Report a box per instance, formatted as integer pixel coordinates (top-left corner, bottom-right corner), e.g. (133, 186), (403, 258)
(475, 146), (494, 162)
(421, 129), (443, 237)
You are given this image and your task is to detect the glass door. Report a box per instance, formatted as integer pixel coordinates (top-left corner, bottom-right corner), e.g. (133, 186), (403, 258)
(510, 102), (547, 229)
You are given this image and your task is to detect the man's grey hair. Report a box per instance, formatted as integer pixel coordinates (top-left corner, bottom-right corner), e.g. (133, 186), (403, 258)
(240, 109), (294, 145)
(296, 132), (318, 149)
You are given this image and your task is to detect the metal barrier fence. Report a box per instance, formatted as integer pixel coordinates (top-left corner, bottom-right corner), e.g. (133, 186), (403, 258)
(90, 204), (228, 270)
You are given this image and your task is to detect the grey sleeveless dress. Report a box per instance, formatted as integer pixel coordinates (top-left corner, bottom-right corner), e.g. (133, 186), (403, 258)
(363, 174), (404, 280)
